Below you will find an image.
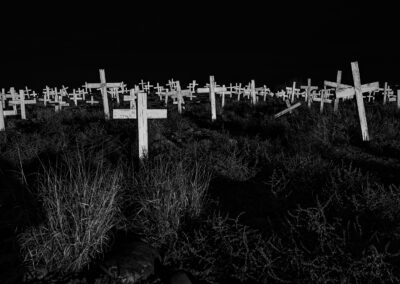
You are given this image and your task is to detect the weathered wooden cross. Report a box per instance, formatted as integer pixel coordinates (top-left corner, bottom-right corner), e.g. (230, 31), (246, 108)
(301, 79), (318, 108)
(312, 87), (333, 114)
(197, 76), (223, 121)
(287, 82), (300, 103)
(113, 92), (167, 159)
(274, 101), (302, 118)
(69, 89), (83, 106)
(84, 69), (124, 120)
(8, 90), (36, 119)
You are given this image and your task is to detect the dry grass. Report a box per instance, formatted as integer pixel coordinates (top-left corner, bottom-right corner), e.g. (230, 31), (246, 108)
(18, 148), (124, 277)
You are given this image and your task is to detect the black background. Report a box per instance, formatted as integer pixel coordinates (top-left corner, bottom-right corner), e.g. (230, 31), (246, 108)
(1, 2), (398, 89)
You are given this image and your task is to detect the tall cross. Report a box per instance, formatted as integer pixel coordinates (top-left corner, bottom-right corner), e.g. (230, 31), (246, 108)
(250, 80), (257, 105)
(84, 69), (124, 120)
(351, 62), (379, 141)
(197, 76), (224, 121)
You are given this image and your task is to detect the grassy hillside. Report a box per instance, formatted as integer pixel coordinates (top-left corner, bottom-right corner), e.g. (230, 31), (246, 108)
(1, 98), (400, 283)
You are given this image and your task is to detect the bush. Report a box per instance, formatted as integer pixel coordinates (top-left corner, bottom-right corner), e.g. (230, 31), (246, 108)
(164, 211), (284, 283)
(124, 152), (212, 248)
(18, 148), (123, 277)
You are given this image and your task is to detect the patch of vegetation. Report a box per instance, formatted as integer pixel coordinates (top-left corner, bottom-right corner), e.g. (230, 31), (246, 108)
(2, 98), (400, 283)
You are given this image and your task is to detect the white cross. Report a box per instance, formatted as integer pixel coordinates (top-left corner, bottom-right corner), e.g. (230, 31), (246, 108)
(250, 80), (257, 105)
(69, 89), (83, 106)
(256, 85), (272, 102)
(286, 82), (300, 103)
(313, 87), (333, 113)
(351, 61), (379, 141)
(301, 78), (318, 108)
(49, 88), (69, 112)
(113, 92), (167, 159)
(84, 69), (124, 120)
(188, 80), (198, 95)
(8, 90), (36, 119)
(40, 86), (51, 106)
(381, 82), (394, 104)
(275, 90), (288, 101)
(274, 101), (302, 118)
(86, 95), (100, 106)
(197, 76), (224, 121)
(123, 88), (137, 110)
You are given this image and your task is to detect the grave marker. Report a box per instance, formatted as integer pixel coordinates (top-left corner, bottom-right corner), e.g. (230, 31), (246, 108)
(351, 62), (372, 141)
(274, 102), (302, 118)
(85, 69), (123, 120)
(113, 92), (167, 159)
(9, 90), (36, 119)
(301, 78), (318, 108)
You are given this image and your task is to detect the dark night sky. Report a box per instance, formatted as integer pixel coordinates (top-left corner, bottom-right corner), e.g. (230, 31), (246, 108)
(1, 2), (399, 90)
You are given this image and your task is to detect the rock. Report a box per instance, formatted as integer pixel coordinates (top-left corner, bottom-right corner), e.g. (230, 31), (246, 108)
(102, 241), (161, 283)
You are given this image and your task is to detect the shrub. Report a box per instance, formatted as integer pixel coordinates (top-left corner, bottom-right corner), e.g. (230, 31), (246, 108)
(18, 148), (123, 277)
(125, 153), (212, 248)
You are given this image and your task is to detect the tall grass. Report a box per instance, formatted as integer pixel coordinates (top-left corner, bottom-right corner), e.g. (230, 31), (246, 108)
(18, 148), (124, 277)
(124, 153), (212, 248)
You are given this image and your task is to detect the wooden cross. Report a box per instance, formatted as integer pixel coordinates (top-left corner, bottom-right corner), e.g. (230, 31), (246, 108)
(175, 81), (185, 114)
(139, 79), (147, 90)
(49, 89), (69, 112)
(86, 95), (100, 106)
(250, 80), (257, 105)
(24, 86), (37, 99)
(397, 90), (400, 109)
(40, 86), (51, 106)
(85, 69), (124, 120)
(274, 101), (302, 118)
(234, 83), (244, 101)
(188, 80), (198, 94)
(76, 88), (88, 100)
(197, 76), (223, 121)
(8, 90), (36, 119)
(0, 97), (4, 131)
(113, 92), (167, 159)
(301, 79), (318, 108)
(287, 82), (300, 103)
(123, 89), (137, 110)
(0, 91), (19, 131)
(256, 85), (272, 102)
(314, 87), (333, 114)
(143, 82), (153, 93)
(154, 83), (167, 101)
(69, 89), (83, 106)
(167, 79), (177, 91)
(351, 61), (378, 141)
(332, 71), (342, 112)
(382, 82), (392, 105)
(109, 83), (128, 106)
(275, 90), (288, 101)
(8, 88), (18, 114)
(215, 85), (232, 108)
